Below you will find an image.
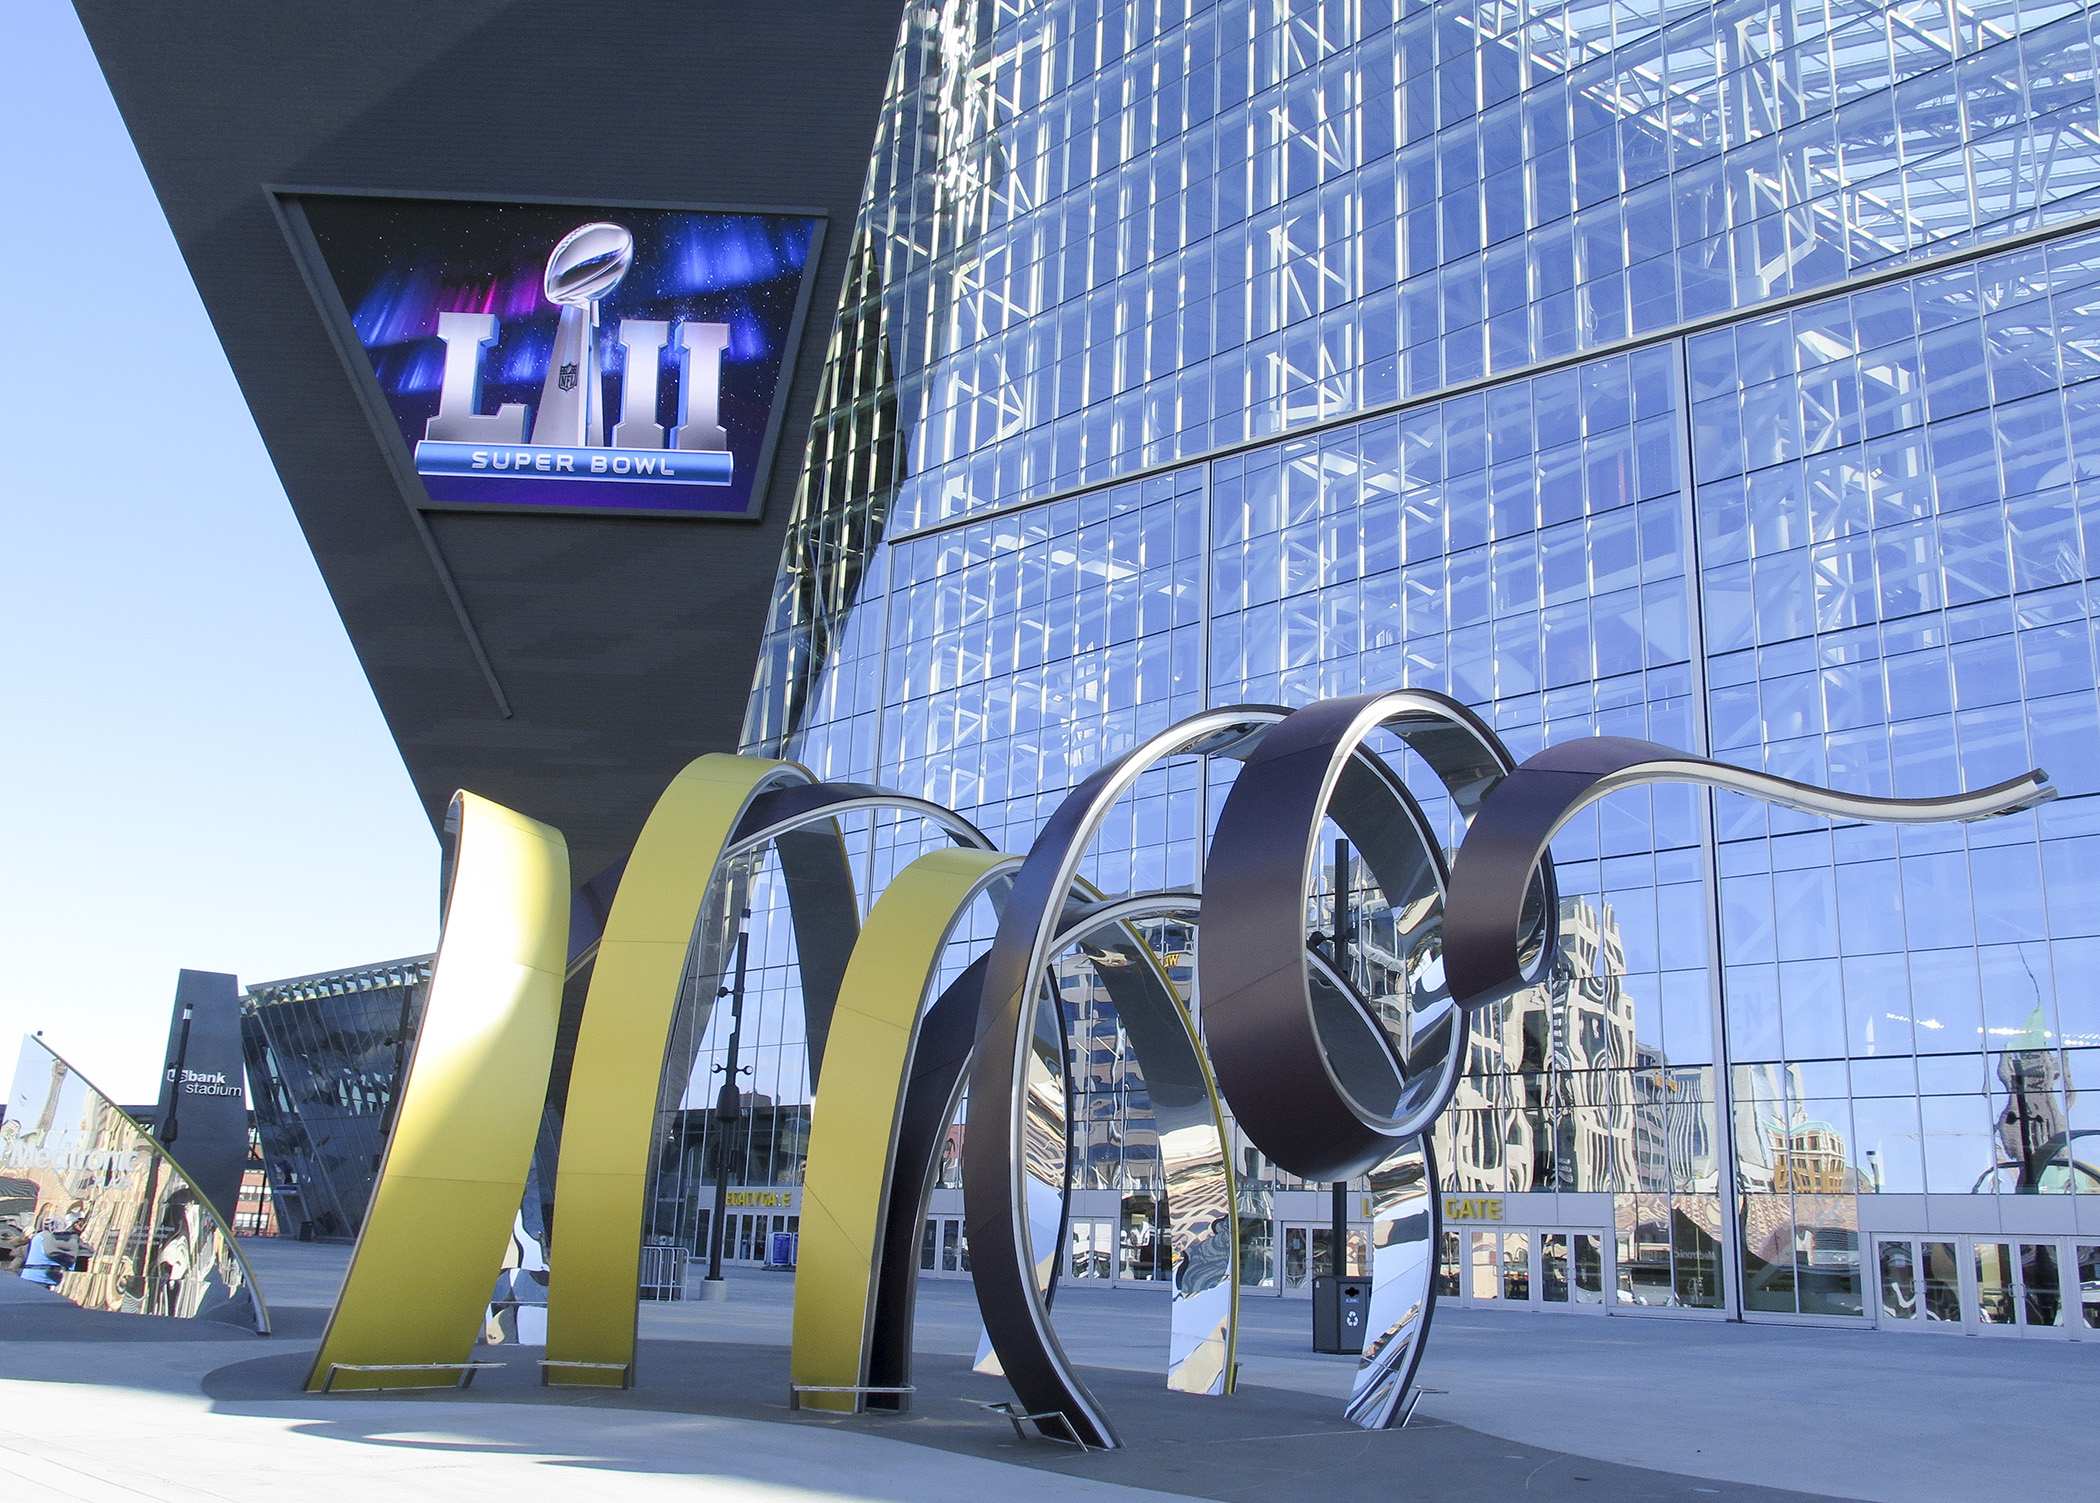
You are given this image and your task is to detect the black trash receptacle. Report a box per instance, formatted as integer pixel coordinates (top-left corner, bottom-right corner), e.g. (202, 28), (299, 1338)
(1312, 1275), (1370, 1353)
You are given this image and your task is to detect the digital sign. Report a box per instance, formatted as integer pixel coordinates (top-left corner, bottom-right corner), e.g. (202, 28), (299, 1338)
(288, 193), (824, 518)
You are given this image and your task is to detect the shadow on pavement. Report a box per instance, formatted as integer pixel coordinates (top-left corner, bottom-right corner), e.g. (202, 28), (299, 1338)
(201, 1337), (1842, 1503)
(0, 1295), (286, 1343)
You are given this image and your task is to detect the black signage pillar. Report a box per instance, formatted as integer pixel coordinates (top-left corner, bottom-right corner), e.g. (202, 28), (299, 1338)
(152, 970), (248, 1224)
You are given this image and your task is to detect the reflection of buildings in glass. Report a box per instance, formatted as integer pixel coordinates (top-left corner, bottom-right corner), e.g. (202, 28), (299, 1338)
(648, 1095), (811, 1253)
(1438, 896), (1638, 1195)
(1067, 948), (1162, 1195)
(1062, 926), (1181, 1279)
(240, 957), (431, 1241)
(235, 1127), (279, 1236)
(719, 1), (2100, 1334)
(638, 856), (850, 1256)
(1735, 1064), (1867, 1198)
(0, 1037), (258, 1326)
(1633, 1047), (1717, 1197)
(1772, 1121), (1858, 1195)
(1733, 1060), (1869, 1316)
(1995, 1005), (2075, 1191)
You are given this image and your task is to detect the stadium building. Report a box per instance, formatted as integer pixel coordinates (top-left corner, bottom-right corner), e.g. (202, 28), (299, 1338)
(85, 0), (2100, 1336)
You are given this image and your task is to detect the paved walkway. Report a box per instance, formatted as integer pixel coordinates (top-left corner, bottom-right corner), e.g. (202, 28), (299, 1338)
(0, 1241), (2088, 1502)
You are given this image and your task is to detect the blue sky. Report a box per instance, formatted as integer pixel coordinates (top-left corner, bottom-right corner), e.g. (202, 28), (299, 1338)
(0, 5), (439, 1100)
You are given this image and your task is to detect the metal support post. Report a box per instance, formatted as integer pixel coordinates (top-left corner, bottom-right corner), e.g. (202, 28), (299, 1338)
(702, 927), (751, 1298)
(1331, 839), (1352, 1278)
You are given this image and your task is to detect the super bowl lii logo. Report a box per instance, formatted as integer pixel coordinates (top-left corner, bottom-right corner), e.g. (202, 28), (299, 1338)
(415, 222), (733, 490)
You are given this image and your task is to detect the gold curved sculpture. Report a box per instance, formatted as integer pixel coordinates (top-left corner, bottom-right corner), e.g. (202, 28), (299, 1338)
(306, 792), (568, 1391)
(790, 846), (1019, 1411)
(543, 753), (807, 1384)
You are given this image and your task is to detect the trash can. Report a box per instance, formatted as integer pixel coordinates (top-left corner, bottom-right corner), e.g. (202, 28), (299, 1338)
(1312, 1275), (1369, 1353)
(638, 1242), (685, 1301)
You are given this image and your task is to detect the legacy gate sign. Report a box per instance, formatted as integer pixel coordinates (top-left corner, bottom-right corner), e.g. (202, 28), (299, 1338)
(303, 690), (2052, 1446)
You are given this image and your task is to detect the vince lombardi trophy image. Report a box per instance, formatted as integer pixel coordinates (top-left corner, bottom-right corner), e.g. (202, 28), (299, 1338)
(531, 221), (634, 447)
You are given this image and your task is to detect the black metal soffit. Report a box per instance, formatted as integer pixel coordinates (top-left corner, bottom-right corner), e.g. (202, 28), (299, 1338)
(73, 0), (906, 881)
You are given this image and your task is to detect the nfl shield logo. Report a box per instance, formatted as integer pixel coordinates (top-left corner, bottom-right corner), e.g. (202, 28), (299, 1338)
(557, 362), (579, 392)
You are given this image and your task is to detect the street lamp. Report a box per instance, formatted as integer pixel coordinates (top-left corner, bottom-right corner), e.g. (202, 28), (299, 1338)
(700, 926), (752, 1299)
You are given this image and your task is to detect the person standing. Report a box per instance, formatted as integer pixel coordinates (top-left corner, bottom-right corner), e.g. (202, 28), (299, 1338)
(22, 1216), (84, 1289)
(21, 1219), (63, 1287)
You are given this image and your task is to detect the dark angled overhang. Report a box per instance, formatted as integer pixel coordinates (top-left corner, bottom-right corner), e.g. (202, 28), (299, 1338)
(74, 0), (904, 880)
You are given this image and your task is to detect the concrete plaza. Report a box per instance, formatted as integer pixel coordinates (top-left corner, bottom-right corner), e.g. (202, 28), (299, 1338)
(0, 1239), (2087, 1502)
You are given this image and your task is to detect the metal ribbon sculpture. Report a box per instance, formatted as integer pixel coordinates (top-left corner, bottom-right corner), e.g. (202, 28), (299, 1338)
(315, 690), (2052, 1446)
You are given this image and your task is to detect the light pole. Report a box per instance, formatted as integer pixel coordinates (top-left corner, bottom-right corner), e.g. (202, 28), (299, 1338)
(700, 927), (751, 1299)
(156, 1002), (196, 1146)
(134, 1001), (196, 1297)
(1329, 838), (1352, 1281)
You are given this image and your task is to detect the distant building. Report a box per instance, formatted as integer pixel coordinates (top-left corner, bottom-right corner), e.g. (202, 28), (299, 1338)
(240, 958), (432, 1241)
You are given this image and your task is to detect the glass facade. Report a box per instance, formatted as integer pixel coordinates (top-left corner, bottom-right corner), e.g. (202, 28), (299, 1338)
(724, 0), (2100, 1325)
(241, 957), (432, 1242)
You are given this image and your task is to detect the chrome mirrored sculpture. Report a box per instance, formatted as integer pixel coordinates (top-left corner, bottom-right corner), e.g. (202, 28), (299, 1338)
(315, 689), (2049, 1452)
(1, 1035), (266, 1331)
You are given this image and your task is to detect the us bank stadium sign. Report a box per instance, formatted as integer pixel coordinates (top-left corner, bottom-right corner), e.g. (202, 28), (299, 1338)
(282, 192), (825, 519)
(302, 690), (2053, 1447)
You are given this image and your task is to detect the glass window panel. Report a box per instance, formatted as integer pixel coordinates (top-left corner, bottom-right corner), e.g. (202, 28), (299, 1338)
(1502, 1231), (1531, 1300)
(1851, 1097), (1925, 1194)
(1879, 1240), (1919, 1320)
(1540, 1233), (1570, 1302)
(1781, 960), (1848, 1059)
(1673, 1201), (1725, 1309)
(1795, 1212), (1864, 1317)
(1923, 1241), (1963, 1322)
(1727, 963), (1785, 1061)
(1470, 1230), (1500, 1299)
(1436, 1231), (1461, 1298)
(1742, 1196), (1797, 1312)
(2020, 1243), (2063, 1327)
(1574, 1233), (1605, 1302)
(1975, 1242), (2016, 1324)
(1922, 1095), (1996, 1194)
(2079, 1246), (2100, 1329)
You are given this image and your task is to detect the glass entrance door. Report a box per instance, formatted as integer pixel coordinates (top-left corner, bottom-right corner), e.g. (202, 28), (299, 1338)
(1873, 1236), (2100, 1338)
(702, 1210), (792, 1265)
(1437, 1226), (1609, 1312)
(920, 1215), (969, 1279)
(1272, 1223), (1369, 1296)
(1067, 1207), (1175, 1288)
(1067, 1217), (1114, 1280)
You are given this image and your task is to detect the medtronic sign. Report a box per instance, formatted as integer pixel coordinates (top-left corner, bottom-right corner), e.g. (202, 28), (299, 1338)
(282, 193), (825, 519)
(305, 691), (2051, 1447)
